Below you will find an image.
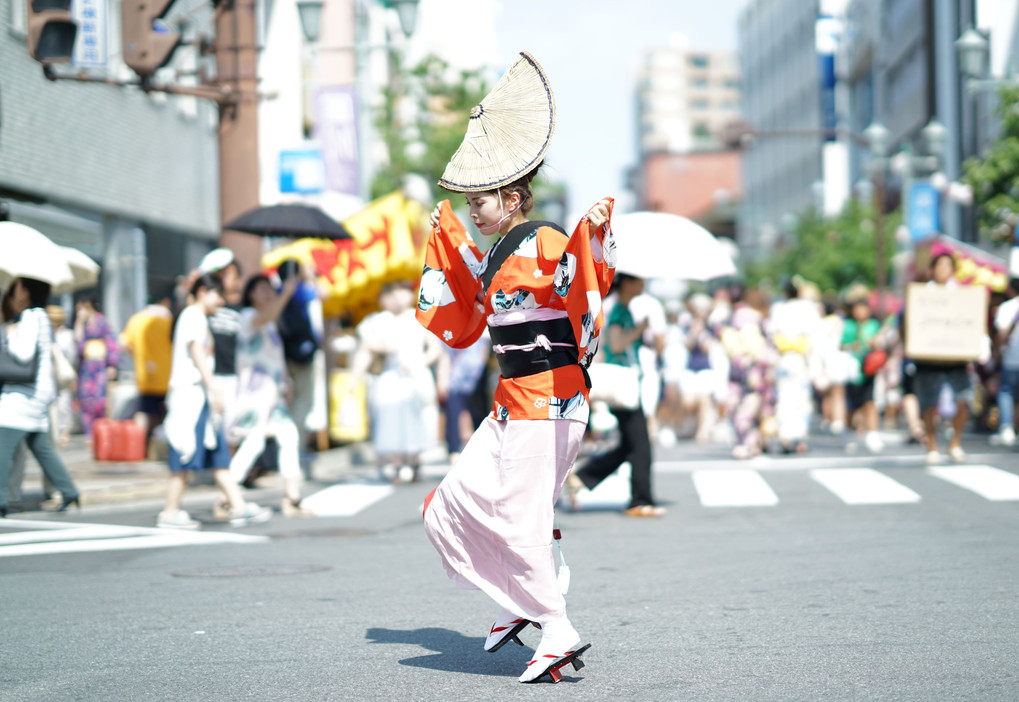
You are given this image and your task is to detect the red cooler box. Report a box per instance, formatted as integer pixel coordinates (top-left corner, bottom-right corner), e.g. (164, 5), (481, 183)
(92, 418), (147, 462)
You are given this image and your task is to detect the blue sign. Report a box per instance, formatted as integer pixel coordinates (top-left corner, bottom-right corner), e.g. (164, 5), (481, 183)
(816, 16), (841, 141)
(908, 182), (941, 242)
(73, 0), (107, 68)
(279, 149), (325, 194)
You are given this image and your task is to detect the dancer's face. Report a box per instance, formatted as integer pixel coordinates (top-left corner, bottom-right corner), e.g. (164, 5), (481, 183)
(466, 190), (521, 235)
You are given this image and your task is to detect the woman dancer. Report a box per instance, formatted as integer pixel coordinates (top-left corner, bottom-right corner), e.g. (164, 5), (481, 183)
(416, 52), (614, 684)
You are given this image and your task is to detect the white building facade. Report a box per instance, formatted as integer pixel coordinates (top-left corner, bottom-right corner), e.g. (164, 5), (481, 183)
(636, 39), (741, 157)
(738, 0), (830, 260)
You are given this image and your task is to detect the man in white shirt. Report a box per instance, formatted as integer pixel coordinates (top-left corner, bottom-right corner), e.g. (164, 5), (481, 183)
(993, 279), (1019, 446)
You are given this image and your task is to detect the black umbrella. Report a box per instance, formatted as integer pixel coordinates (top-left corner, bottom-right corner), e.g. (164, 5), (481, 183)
(224, 204), (352, 239)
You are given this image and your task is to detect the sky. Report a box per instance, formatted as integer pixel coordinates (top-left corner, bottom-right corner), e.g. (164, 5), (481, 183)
(409, 0), (746, 220)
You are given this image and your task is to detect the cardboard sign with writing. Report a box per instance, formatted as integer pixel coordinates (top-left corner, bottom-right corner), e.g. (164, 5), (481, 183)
(904, 283), (987, 362)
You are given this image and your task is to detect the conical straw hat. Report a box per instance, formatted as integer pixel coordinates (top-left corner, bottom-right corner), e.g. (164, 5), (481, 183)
(438, 52), (556, 193)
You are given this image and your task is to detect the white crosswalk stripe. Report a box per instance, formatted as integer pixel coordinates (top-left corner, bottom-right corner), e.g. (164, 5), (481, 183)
(692, 469), (780, 507)
(558, 461), (1019, 510)
(5, 464), (1016, 559)
(810, 468), (922, 505)
(300, 483), (395, 517)
(927, 465), (1019, 501)
(0, 518), (266, 559)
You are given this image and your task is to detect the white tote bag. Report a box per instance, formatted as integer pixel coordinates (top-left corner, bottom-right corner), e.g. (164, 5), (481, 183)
(586, 362), (640, 410)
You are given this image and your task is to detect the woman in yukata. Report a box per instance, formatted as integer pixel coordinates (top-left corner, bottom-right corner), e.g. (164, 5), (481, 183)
(73, 294), (120, 438)
(415, 52), (614, 684)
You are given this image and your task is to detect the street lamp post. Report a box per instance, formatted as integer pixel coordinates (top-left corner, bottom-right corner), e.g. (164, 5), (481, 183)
(864, 121), (891, 318)
(893, 117), (947, 248)
(297, 0), (419, 200)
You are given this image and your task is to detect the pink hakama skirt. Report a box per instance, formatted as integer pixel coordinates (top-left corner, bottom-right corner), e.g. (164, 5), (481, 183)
(423, 417), (586, 623)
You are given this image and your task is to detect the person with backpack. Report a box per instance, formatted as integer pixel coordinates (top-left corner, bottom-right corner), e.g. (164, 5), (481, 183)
(275, 259), (323, 464)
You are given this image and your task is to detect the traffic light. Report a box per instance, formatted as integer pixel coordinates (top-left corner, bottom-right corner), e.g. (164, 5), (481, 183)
(25, 0), (77, 64)
(121, 0), (181, 78)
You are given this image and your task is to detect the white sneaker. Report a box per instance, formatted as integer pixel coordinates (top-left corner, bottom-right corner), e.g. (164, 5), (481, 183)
(865, 432), (884, 454)
(998, 427), (1016, 447)
(657, 427), (677, 448)
(925, 450), (943, 465)
(157, 509), (200, 530)
(229, 503), (272, 527)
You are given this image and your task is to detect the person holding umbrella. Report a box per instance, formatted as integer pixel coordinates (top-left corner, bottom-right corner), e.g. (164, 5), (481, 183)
(0, 277), (81, 516)
(416, 52), (610, 684)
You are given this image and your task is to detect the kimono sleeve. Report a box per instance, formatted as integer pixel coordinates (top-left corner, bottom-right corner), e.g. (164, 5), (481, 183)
(553, 198), (617, 367)
(415, 200), (487, 348)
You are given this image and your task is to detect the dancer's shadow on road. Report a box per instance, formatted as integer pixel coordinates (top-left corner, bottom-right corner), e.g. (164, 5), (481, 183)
(364, 627), (522, 678)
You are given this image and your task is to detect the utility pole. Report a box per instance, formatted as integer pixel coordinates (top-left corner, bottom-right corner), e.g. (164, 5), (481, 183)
(214, 0), (262, 278)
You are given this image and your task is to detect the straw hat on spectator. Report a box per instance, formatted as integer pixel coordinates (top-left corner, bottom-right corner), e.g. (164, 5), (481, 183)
(438, 52), (556, 193)
(844, 283), (871, 306)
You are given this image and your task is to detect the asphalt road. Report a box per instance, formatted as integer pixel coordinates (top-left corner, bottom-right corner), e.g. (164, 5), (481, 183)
(3, 441), (1018, 701)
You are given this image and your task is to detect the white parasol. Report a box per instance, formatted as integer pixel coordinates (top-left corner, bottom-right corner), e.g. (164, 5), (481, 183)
(0, 222), (74, 293)
(611, 212), (738, 281)
(53, 246), (100, 294)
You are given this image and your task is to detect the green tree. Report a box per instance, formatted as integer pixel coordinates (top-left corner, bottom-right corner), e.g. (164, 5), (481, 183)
(962, 85), (1019, 245)
(371, 54), (570, 217)
(746, 200), (900, 293)
(371, 54), (490, 201)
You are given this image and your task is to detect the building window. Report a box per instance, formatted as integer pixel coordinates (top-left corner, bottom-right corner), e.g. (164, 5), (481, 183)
(691, 100), (709, 110)
(690, 78), (709, 88)
(689, 55), (709, 68)
(693, 123), (711, 138)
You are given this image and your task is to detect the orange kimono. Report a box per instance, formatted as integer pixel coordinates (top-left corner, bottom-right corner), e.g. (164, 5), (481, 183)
(416, 199), (616, 422)
(417, 200), (616, 624)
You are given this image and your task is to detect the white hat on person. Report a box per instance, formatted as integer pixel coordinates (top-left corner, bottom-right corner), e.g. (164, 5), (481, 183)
(438, 51), (556, 193)
(198, 248), (235, 274)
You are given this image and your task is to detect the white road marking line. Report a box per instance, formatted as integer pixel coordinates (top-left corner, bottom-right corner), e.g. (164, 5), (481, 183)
(810, 468), (921, 505)
(571, 464), (631, 510)
(0, 519), (266, 558)
(300, 483), (395, 517)
(927, 465), (1019, 501)
(655, 453), (1007, 473)
(0, 525), (155, 545)
(692, 470), (779, 507)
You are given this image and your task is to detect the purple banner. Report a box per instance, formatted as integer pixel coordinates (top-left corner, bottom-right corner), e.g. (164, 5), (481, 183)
(314, 85), (360, 197)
